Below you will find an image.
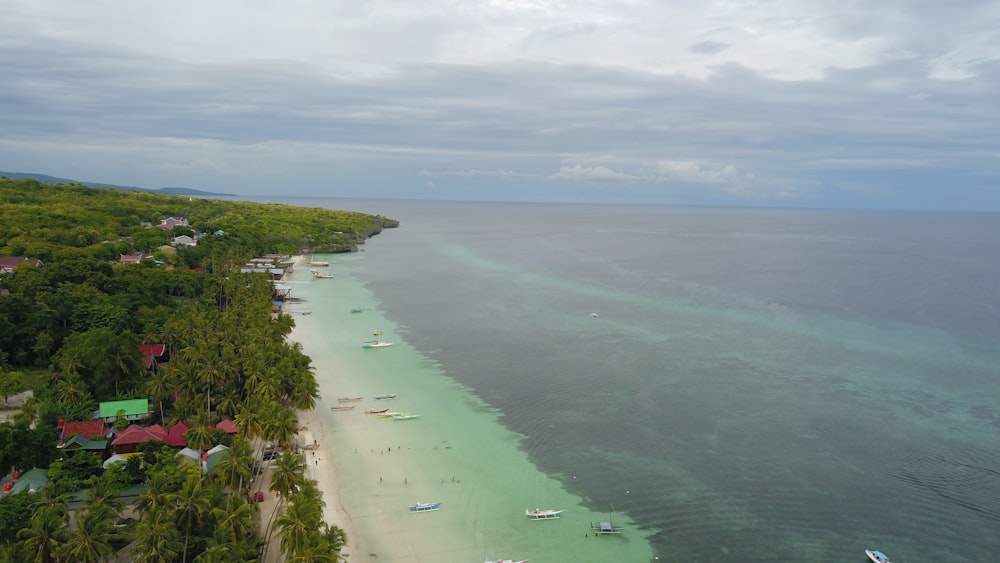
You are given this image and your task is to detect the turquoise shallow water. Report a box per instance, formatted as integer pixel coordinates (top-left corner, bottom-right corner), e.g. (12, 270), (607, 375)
(288, 262), (656, 562)
(262, 198), (1000, 562)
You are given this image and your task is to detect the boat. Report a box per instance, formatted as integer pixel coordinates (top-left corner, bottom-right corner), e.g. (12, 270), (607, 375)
(591, 504), (624, 535)
(372, 329), (383, 336)
(309, 260), (329, 267)
(485, 560), (527, 563)
(408, 501), (441, 512)
(350, 308), (365, 313)
(393, 414), (421, 420)
(331, 405), (355, 411)
(310, 269), (334, 279)
(866, 550), (891, 563)
(376, 411), (401, 418)
(525, 508), (564, 520)
(373, 394), (398, 400)
(362, 340), (393, 348)
(364, 408), (390, 414)
(337, 397), (363, 402)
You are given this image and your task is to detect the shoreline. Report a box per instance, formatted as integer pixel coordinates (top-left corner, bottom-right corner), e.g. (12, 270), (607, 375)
(285, 255), (656, 562)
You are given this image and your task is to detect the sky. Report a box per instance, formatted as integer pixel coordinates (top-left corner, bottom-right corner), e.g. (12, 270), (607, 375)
(2, 1), (999, 210)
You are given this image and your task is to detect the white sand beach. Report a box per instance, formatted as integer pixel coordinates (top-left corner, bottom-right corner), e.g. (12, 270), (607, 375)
(284, 256), (655, 562)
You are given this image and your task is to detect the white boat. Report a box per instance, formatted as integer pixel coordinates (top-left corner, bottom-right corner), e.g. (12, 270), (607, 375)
(525, 508), (564, 520)
(485, 559), (527, 563)
(393, 414), (421, 420)
(309, 261), (329, 267)
(310, 269), (334, 279)
(376, 411), (402, 418)
(408, 501), (441, 512)
(362, 340), (393, 348)
(866, 549), (891, 563)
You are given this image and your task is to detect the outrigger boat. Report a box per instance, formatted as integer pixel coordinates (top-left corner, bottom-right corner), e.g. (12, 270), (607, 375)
(310, 269), (334, 279)
(373, 394), (397, 400)
(331, 405), (355, 411)
(866, 549), (891, 563)
(337, 397), (363, 402)
(393, 414), (421, 421)
(525, 508), (564, 520)
(408, 501), (441, 512)
(591, 504), (624, 535)
(376, 411), (402, 418)
(485, 560), (527, 563)
(362, 340), (393, 348)
(365, 408), (390, 415)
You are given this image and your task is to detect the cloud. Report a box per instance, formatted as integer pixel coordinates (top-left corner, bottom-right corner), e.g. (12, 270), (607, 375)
(552, 163), (638, 181)
(655, 160), (739, 184)
(689, 40), (729, 55)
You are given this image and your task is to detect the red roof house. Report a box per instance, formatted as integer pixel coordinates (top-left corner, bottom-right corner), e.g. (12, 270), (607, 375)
(60, 419), (108, 442)
(164, 422), (191, 447)
(111, 424), (166, 453)
(212, 419), (239, 434)
(137, 344), (170, 369)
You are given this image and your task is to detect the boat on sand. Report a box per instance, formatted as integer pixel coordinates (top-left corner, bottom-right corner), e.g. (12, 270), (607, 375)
(364, 408), (390, 414)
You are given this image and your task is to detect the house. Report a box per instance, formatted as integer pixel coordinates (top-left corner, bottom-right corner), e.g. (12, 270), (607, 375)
(211, 419), (239, 434)
(120, 254), (143, 264)
(137, 344), (170, 369)
(158, 216), (189, 230)
(203, 444), (230, 474)
(110, 423), (166, 454)
(171, 235), (196, 247)
(59, 434), (109, 457)
(7, 467), (49, 495)
(99, 399), (149, 423)
(0, 256), (43, 276)
(164, 422), (192, 447)
(59, 419), (108, 442)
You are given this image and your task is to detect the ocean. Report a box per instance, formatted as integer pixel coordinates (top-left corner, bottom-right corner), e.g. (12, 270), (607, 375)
(273, 199), (1000, 562)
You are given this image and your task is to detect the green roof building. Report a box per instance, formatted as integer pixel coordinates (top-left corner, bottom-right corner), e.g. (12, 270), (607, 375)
(99, 399), (149, 422)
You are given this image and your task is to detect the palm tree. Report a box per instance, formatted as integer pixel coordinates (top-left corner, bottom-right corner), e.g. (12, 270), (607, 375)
(210, 494), (257, 544)
(57, 508), (115, 563)
(212, 437), (253, 493)
(272, 499), (313, 561)
(17, 498), (68, 563)
(130, 507), (183, 563)
(146, 365), (176, 426)
(166, 473), (213, 563)
(185, 412), (216, 460)
(55, 373), (89, 406)
(84, 472), (125, 522)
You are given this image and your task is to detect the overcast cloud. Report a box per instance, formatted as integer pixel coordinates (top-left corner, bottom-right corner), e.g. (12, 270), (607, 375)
(2, 1), (998, 209)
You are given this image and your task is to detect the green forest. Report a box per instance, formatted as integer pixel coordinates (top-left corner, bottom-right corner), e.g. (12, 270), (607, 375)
(0, 178), (397, 562)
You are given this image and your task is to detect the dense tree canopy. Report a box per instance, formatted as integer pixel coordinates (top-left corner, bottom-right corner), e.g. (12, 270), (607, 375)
(0, 179), (375, 562)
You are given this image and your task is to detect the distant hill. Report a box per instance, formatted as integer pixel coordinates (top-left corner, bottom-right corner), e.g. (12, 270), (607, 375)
(0, 171), (236, 197)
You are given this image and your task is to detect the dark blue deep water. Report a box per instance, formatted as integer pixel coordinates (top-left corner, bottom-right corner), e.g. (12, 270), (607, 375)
(268, 199), (1000, 561)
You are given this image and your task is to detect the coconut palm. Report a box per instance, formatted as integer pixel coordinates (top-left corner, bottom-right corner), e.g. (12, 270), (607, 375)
(146, 365), (176, 426)
(210, 494), (257, 544)
(185, 412), (216, 458)
(212, 437), (253, 493)
(57, 508), (115, 563)
(166, 473), (213, 563)
(17, 497), (68, 563)
(130, 507), (183, 563)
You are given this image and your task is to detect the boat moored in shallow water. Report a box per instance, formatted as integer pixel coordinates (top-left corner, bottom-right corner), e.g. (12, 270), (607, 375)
(866, 549), (891, 563)
(408, 501), (441, 512)
(525, 508), (564, 520)
(362, 340), (393, 348)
